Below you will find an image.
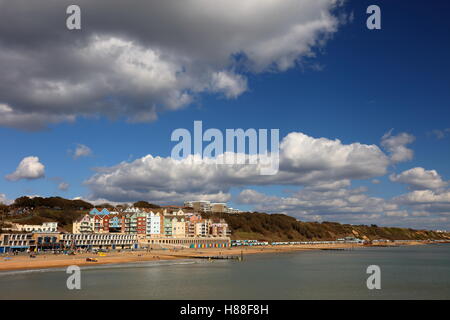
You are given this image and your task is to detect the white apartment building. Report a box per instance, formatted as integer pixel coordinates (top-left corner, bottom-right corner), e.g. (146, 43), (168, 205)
(124, 207), (141, 214)
(195, 219), (212, 237)
(146, 211), (162, 235)
(13, 222), (58, 233)
(185, 201), (212, 213)
(185, 201), (241, 214)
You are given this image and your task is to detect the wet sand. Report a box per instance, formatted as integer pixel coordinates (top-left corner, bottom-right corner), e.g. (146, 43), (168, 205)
(0, 241), (428, 272)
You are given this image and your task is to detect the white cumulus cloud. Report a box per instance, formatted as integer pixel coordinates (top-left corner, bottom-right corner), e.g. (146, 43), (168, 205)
(236, 186), (400, 223)
(393, 189), (450, 205)
(0, 0), (343, 130)
(390, 167), (448, 190)
(58, 182), (70, 191)
(5, 156), (45, 181)
(381, 130), (415, 163)
(0, 193), (13, 205)
(72, 144), (92, 159)
(85, 131), (390, 203)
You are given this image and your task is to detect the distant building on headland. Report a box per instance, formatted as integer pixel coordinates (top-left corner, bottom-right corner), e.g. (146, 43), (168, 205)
(184, 200), (242, 214)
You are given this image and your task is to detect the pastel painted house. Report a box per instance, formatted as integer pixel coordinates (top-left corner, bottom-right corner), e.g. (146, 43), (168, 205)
(73, 214), (94, 233)
(109, 215), (122, 233)
(171, 217), (186, 238)
(163, 217), (173, 236)
(89, 208), (111, 216)
(136, 212), (147, 234)
(121, 213), (137, 234)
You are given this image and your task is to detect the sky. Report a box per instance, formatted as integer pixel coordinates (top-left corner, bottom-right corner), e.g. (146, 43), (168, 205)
(0, 0), (450, 230)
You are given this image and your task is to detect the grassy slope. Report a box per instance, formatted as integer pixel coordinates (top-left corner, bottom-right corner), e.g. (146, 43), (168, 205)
(8, 209), (86, 233)
(202, 212), (450, 241)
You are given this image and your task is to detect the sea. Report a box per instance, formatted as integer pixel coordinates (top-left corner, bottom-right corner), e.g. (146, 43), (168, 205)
(0, 244), (449, 299)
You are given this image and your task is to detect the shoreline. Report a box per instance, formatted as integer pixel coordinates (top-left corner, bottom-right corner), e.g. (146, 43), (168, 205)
(0, 241), (433, 272)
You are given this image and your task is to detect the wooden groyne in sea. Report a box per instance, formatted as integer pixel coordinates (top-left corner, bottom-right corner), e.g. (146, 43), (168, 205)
(193, 255), (241, 260)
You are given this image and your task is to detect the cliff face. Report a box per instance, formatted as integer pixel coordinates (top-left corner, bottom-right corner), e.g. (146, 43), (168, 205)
(202, 212), (450, 241)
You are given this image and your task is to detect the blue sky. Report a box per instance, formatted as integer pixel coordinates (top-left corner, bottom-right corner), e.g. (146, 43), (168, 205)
(1, 0), (449, 230)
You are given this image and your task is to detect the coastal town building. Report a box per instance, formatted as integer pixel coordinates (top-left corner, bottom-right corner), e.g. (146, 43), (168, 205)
(210, 220), (231, 237)
(139, 236), (230, 249)
(89, 208), (110, 216)
(0, 232), (140, 252)
(171, 217), (186, 238)
(73, 214), (94, 233)
(60, 233), (138, 250)
(186, 214), (202, 237)
(136, 212), (147, 234)
(0, 233), (35, 253)
(184, 200), (242, 214)
(185, 200), (212, 213)
(12, 222), (58, 233)
(73, 207), (230, 239)
(109, 215), (122, 233)
(195, 219), (212, 237)
(146, 211), (162, 235)
(227, 208), (242, 214)
(0, 206), (231, 253)
(211, 203), (228, 213)
(0, 233), (66, 252)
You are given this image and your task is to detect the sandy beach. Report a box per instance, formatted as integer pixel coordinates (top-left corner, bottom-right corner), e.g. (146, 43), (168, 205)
(0, 241), (429, 272)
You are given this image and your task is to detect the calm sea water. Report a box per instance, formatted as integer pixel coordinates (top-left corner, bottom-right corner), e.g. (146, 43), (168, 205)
(1, 244), (450, 299)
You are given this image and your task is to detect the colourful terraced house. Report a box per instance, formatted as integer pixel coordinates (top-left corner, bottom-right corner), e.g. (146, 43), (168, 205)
(89, 208), (110, 216)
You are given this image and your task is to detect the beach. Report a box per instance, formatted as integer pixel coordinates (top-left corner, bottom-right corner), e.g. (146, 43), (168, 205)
(0, 241), (428, 272)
